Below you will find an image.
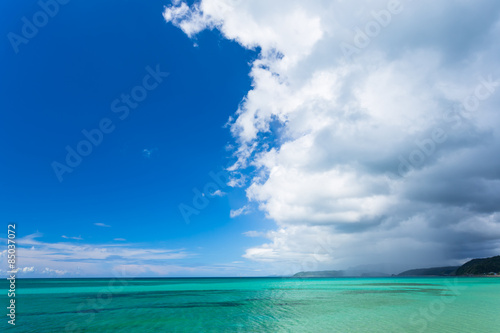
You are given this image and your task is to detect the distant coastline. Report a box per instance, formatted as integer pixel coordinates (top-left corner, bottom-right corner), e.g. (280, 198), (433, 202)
(293, 255), (500, 278)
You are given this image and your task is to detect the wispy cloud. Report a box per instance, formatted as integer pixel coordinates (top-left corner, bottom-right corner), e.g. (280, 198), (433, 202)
(230, 205), (251, 218)
(94, 223), (111, 227)
(243, 231), (266, 238)
(0, 233), (271, 277)
(142, 147), (158, 158)
(0, 233), (194, 277)
(114, 238), (127, 241)
(62, 235), (83, 240)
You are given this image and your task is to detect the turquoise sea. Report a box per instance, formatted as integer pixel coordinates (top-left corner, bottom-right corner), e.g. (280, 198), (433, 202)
(2, 277), (500, 332)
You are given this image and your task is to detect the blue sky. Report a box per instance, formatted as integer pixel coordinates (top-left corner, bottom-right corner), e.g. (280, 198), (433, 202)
(2, 0), (500, 277)
(1, 0), (271, 277)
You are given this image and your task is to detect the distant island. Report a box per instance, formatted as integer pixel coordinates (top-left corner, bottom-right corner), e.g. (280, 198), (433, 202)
(292, 270), (390, 278)
(397, 266), (459, 277)
(293, 255), (500, 277)
(293, 270), (345, 278)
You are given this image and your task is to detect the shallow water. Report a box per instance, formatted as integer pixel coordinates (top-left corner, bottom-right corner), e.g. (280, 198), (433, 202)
(2, 277), (499, 332)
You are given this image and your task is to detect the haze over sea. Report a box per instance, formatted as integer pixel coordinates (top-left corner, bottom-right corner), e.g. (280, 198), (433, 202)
(2, 277), (499, 332)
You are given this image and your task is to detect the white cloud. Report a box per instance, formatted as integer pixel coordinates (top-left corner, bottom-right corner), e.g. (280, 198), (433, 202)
(5, 266), (64, 276)
(166, 0), (500, 273)
(94, 223), (111, 227)
(62, 235), (83, 240)
(243, 230), (266, 237)
(142, 148), (158, 158)
(230, 205), (251, 218)
(211, 189), (226, 197)
(21, 266), (35, 273)
(41, 267), (67, 275)
(114, 238), (126, 241)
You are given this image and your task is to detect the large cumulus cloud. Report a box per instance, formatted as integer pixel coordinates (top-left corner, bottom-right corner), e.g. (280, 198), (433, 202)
(164, 0), (500, 273)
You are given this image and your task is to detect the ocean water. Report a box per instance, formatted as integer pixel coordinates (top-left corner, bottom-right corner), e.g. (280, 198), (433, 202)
(2, 277), (500, 332)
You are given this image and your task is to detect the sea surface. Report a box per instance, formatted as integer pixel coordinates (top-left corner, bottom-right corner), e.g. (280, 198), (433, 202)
(2, 277), (500, 332)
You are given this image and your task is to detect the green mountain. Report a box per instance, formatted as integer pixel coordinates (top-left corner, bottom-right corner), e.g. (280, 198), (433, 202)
(455, 255), (500, 276)
(293, 255), (500, 278)
(397, 266), (459, 276)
